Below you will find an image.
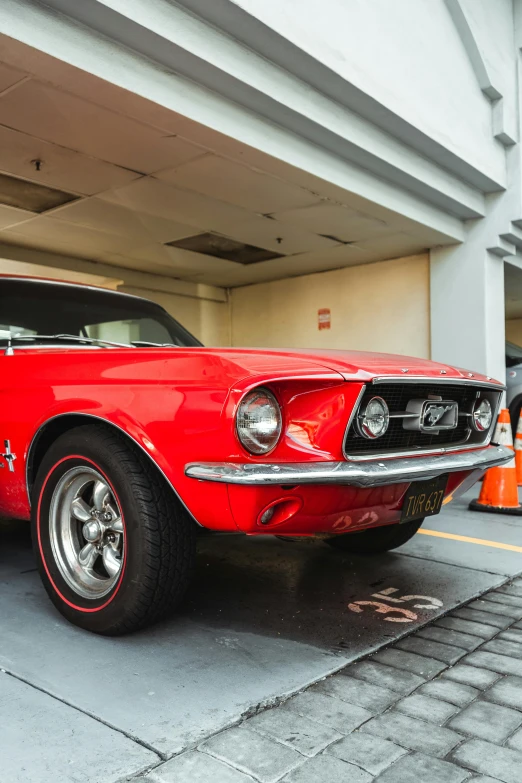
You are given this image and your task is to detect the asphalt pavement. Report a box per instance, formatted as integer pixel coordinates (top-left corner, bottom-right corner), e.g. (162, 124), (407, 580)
(1, 486), (521, 782)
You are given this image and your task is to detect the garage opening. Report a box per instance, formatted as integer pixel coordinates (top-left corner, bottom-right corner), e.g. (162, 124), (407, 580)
(0, 35), (455, 359)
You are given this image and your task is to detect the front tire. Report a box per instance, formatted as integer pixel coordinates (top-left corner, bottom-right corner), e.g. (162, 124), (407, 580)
(325, 518), (424, 554)
(32, 425), (196, 635)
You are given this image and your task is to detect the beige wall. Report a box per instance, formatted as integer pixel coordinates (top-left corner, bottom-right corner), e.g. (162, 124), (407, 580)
(2, 252), (431, 353)
(506, 319), (522, 347)
(230, 254), (430, 357)
(0, 258), (122, 289)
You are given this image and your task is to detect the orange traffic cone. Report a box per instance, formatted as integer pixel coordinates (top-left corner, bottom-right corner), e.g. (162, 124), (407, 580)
(516, 410), (522, 487)
(469, 409), (522, 514)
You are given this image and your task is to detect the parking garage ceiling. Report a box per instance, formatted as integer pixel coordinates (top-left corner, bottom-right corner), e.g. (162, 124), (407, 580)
(0, 52), (436, 288)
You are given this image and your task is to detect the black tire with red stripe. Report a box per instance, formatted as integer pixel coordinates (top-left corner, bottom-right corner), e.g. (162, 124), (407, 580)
(31, 424), (196, 635)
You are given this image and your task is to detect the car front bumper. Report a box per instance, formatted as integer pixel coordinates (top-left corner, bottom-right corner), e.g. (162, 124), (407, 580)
(185, 444), (513, 488)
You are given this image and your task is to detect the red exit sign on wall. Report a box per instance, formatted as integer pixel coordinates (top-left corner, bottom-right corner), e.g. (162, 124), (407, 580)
(318, 308), (331, 330)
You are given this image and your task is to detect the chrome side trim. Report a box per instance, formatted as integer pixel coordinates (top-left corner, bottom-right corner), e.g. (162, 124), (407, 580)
(2, 440), (17, 472)
(371, 376), (505, 391)
(26, 413), (202, 526)
(185, 444), (513, 488)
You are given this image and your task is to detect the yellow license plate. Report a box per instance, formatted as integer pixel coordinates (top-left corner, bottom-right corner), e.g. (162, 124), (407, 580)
(401, 474), (448, 523)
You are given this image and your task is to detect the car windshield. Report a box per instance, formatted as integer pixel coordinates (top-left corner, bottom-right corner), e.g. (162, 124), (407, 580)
(0, 279), (201, 348)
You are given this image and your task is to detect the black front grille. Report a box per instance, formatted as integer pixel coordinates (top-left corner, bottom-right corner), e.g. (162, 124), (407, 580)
(344, 382), (498, 457)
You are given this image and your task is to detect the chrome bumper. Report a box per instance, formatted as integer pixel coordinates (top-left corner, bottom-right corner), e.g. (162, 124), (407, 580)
(185, 445), (513, 488)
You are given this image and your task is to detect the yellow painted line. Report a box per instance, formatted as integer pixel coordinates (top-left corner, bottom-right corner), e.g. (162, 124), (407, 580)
(419, 528), (522, 553)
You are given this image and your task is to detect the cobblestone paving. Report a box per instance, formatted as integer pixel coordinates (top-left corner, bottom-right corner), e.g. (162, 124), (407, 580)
(136, 579), (522, 783)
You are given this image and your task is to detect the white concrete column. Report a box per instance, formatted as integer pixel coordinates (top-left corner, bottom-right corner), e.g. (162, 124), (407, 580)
(430, 229), (506, 383)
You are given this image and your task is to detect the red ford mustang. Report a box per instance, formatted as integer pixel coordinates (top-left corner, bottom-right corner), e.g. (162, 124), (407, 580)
(0, 276), (510, 634)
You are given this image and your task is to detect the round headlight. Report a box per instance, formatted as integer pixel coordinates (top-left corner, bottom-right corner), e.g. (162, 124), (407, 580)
(356, 396), (389, 439)
(236, 388), (282, 454)
(472, 398), (492, 432)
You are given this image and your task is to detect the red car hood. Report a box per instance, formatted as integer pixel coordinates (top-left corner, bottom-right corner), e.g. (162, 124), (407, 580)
(14, 345), (501, 388)
(202, 347), (500, 386)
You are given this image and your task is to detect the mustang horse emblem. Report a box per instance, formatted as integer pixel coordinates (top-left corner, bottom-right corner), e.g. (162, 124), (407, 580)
(424, 404), (454, 427)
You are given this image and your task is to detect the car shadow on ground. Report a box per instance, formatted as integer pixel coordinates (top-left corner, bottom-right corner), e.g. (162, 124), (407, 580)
(186, 533), (393, 650)
(0, 520), (501, 653)
(181, 532), (490, 651)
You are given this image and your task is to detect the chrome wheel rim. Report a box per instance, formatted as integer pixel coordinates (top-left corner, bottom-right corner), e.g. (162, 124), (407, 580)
(49, 467), (124, 600)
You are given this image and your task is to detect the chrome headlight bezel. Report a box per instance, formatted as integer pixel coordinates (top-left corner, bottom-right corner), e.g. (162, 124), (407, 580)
(356, 396), (390, 440)
(472, 397), (493, 432)
(236, 387), (283, 455)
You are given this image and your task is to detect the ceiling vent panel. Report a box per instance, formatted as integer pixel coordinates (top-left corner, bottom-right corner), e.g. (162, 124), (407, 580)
(166, 232), (284, 264)
(0, 172), (78, 213)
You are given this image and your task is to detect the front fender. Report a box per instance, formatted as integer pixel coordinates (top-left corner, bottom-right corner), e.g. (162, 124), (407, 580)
(23, 400), (236, 531)
(3, 357), (354, 528)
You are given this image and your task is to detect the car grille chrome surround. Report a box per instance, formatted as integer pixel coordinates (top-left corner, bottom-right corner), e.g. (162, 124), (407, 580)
(343, 379), (503, 460)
